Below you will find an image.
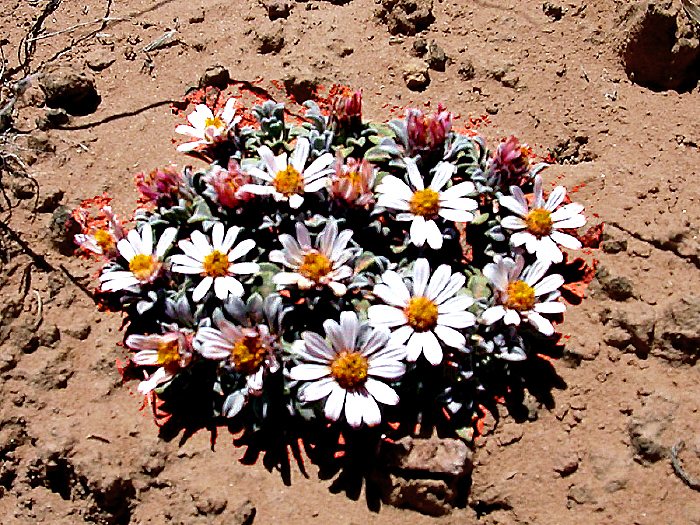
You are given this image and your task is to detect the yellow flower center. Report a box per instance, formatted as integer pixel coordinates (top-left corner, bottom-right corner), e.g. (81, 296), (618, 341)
(409, 188), (440, 218)
(129, 254), (158, 281)
(342, 171), (362, 187)
(203, 250), (230, 277)
(505, 280), (536, 311)
(94, 228), (114, 252)
(526, 208), (553, 237)
(231, 335), (268, 375)
(157, 339), (180, 366)
(331, 352), (369, 390)
(299, 252), (333, 282)
(204, 116), (225, 131)
(273, 166), (304, 196)
(405, 296), (439, 332)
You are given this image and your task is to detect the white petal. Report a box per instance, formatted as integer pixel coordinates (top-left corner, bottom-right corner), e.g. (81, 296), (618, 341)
(418, 331), (443, 365)
(510, 231), (532, 247)
(376, 175), (414, 201)
(374, 284), (408, 308)
(381, 271), (410, 302)
(533, 274), (565, 296)
(367, 362), (406, 380)
(554, 215), (587, 229)
(388, 325), (413, 346)
(534, 300), (566, 314)
(328, 281), (347, 296)
(405, 157), (424, 190)
(155, 227), (177, 259)
(324, 385), (346, 421)
(545, 186), (566, 211)
(291, 137), (310, 173)
(228, 262), (259, 274)
(523, 259), (550, 286)
(438, 208), (474, 223)
(288, 193), (304, 209)
(429, 162), (455, 192)
(140, 224), (153, 254)
(424, 220), (443, 250)
(190, 230), (212, 257)
(299, 332), (335, 363)
(500, 194), (528, 217)
(192, 276), (213, 302)
(377, 195), (411, 211)
(434, 325), (466, 349)
(366, 378), (400, 406)
(410, 216), (428, 247)
(258, 145), (278, 176)
(412, 258), (430, 296)
(290, 363), (331, 381)
(481, 305), (506, 325)
(211, 222), (225, 252)
(437, 311), (475, 329)
(358, 390), (382, 426)
(501, 216), (527, 230)
(527, 311), (554, 335)
(503, 308), (521, 325)
(344, 391), (365, 428)
(218, 276), (244, 297)
(228, 238), (256, 261)
(368, 305), (407, 327)
(405, 332), (423, 362)
(536, 236), (563, 264)
(550, 203), (585, 222)
(425, 263), (449, 300)
(440, 181), (475, 200)
(433, 273), (466, 304)
(298, 376), (336, 401)
(221, 225), (241, 253)
(116, 238), (136, 261)
(304, 152), (334, 179)
(550, 231), (582, 250)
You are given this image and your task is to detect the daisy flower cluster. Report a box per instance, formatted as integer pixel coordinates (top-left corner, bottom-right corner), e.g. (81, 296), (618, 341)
(78, 89), (590, 439)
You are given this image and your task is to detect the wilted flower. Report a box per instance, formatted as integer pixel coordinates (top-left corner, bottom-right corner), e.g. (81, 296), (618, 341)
(328, 154), (376, 207)
(480, 254), (565, 336)
(134, 166), (183, 206)
(206, 159), (254, 209)
(500, 174), (586, 264)
(330, 90), (363, 132)
(406, 104), (452, 155)
(170, 222), (259, 302)
(270, 220), (354, 296)
(242, 137), (334, 209)
(489, 136), (532, 187)
(100, 224), (177, 292)
(74, 205), (126, 259)
(290, 311), (406, 428)
(176, 98), (239, 152)
(368, 258), (475, 365)
(127, 330), (193, 394)
(376, 158), (478, 249)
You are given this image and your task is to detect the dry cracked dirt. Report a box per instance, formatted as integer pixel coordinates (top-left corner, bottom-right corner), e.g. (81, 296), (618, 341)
(1, 0), (700, 524)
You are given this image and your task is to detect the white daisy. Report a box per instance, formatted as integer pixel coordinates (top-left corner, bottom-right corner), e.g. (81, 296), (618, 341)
(499, 174), (586, 264)
(269, 220), (354, 296)
(175, 98), (240, 152)
(289, 311), (406, 429)
(480, 254), (566, 336)
(376, 158), (478, 249)
(241, 137), (334, 209)
(170, 222), (259, 302)
(368, 258), (476, 366)
(100, 223), (177, 292)
(126, 330), (193, 395)
(195, 317), (279, 411)
(74, 205), (126, 259)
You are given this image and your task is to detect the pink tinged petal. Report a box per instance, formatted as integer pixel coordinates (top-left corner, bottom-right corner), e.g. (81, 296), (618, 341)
(368, 305), (406, 327)
(290, 363), (331, 381)
(503, 309), (521, 325)
(247, 368), (264, 394)
(550, 230), (582, 250)
(228, 262), (259, 274)
(536, 236), (563, 264)
(240, 183), (275, 195)
(340, 311), (359, 350)
(527, 311), (555, 336)
(410, 215), (428, 247)
(388, 325), (413, 346)
(211, 222), (225, 252)
(367, 361), (406, 380)
(291, 137), (310, 173)
(294, 222), (312, 250)
(331, 229), (353, 261)
(365, 378), (400, 405)
(278, 233), (304, 261)
(523, 259), (550, 286)
(175, 124), (205, 139)
(440, 181), (476, 200)
(131, 349), (159, 365)
(258, 145), (278, 176)
(304, 152), (334, 179)
(155, 227), (177, 259)
(246, 166), (273, 182)
(289, 193), (304, 209)
(429, 162), (455, 192)
(545, 186), (567, 211)
(438, 295), (474, 312)
(424, 220), (444, 250)
(424, 263), (449, 299)
(554, 215), (587, 229)
(533, 274), (565, 296)
(324, 385), (346, 421)
(358, 390), (382, 426)
(381, 271), (411, 302)
(550, 202), (585, 222)
(328, 281), (347, 296)
(318, 220), (338, 255)
(438, 208), (474, 223)
(440, 195), (479, 211)
(305, 177), (329, 193)
(138, 367), (170, 395)
(117, 238), (137, 261)
(534, 300), (566, 314)
(228, 238), (256, 261)
(177, 140), (206, 152)
(331, 265), (352, 280)
(377, 176), (414, 201)
(273, 272), (304, 286)
(192, 276), (213, 302)
(324, 319), (347, 355)
(501, 216), (527, 230)
(344, 391), (364, 428)
(376, 195), (411, 211)
(438, 311), (475, 329)
(412, 258), (430, 296)
(374, 284), (408, 308)
(405, 157), (424, 190)
(190, 230), (213, 257)
(500, 195), (528, 217)
(300, 332), (336, 363)
(199, 344), (233, 360)
(221, 226), (241, 253)
(533, 175), (545, 208)
(434, 324), (466, 349)
(433, 273), (467, 304)
(127, 335), (160, 351)
(74, 234), (101, 254)
(298, 376), (335, 401)
(510, 231), (531, 247)
(418, 330), (443, 365)
(360, 328), (391, 357)
(481, 305), (506, 325)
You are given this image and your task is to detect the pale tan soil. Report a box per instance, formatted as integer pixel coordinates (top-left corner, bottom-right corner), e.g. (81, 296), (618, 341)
(1, 0), (700, 524)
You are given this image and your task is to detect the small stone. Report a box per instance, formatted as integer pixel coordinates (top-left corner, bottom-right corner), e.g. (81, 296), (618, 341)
(411, 37), (428, 56)
(595, 266), (634, 301)
(402, 59), (430, 91)
(198, 65), (230, 89)
(375, 0), (435, 36)
(380, 433), (473, 478)
(254, 21), (285, 54)
(38, 324), (60, 347)
(85, 49), (116, 71)
(264, 0), (292, 20)
(387, 477), (452, 516)
(231, 499), (255, 525)
(39, 66), (100, 115)
(188, 8), (205, 24)
(36, 108), (69, 130)
(567, 484), (596, 507)
(64, 323), (91, 341)
(457, 59), (476, 80)
(496, 423), (523, 446)
(11, 176), (35, 200)
(195, 493), (227, 515)
(500, 72), (520, 89)
(653, 294), (700, 363)
(554, 452), (579, 476)
(427, 40), (447, 71)
(542, 2), (564, 20)
(601, 239), (628, 253)
(49, 205), (82, 256)
(628, 393), (678, 463)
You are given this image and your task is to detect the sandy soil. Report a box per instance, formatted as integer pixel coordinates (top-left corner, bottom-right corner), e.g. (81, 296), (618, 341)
(1, 0), (700, 523)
